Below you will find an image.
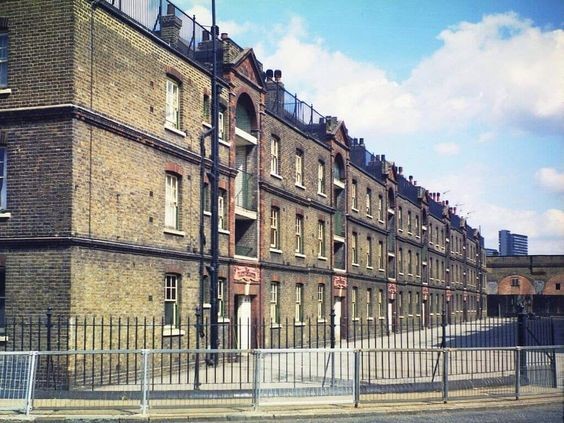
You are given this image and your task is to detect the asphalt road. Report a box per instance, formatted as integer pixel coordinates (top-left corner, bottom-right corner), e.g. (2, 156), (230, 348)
(265, 403), (564, 423)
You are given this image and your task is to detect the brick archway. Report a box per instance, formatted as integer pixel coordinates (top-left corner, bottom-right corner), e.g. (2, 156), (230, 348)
(497, 275), (535, 295)
(543, 274), (564, 295)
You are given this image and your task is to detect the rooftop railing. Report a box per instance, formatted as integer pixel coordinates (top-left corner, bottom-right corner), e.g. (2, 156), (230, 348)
(103, 0), (219, 66)
(265, 84), (327, 141)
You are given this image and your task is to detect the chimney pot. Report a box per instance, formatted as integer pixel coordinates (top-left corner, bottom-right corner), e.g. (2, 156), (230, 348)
(409, 175), (413, 183)
(266, 69), (273, 80)
(166, 3), (175, 15)
(414, 180), (417, 186)
(359, 137), (364, 145)
(437, 193), (441, 201)
(221, 32), (228, 40)
(398, 166), (403, 175)
(274, 69), (282, 81)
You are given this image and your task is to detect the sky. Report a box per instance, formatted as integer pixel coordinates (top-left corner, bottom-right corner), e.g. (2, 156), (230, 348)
(176, 0), (564, 254)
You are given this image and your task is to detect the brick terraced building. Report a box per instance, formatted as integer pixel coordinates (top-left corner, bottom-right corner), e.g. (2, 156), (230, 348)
(0, 0), (486, 348)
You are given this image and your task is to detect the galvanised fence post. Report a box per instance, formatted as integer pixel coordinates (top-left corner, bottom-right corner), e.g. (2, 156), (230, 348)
(442, 348), (449, 403)
(353, 350), (361, 407)
(140, 349), (150, 416)
(24, 351), (38, 416)
(515, 347), (520, 400)
(252, 350), (262, 409)
(517, 310), (528, 385)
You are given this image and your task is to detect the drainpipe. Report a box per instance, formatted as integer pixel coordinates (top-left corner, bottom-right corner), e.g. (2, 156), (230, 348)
(208, 0), (220, 364)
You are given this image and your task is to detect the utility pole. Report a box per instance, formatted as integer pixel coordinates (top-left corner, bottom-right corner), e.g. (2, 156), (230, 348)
(208, 0), (220, 365)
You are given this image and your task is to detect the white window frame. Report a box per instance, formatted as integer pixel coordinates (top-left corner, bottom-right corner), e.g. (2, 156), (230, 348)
(398, 248), (404, 275)
(165, 79), (180, 130)
(352, 232), (359, 265)
(317, 284), (325, 321)
(366, 288), (373, 319)
(366, 237), (373, 268)
(295, 215), (304, 254)
(0, 32), (8, 88)
(295, 284), (304, 323)
(270, 138), (280, 176)
(378, 195), (384, 221)
(351, 180), (358, 210)
(270, 282), (280, 324)
(317, 161), (326, 195)
(164, 274), (179, 328)
(218, 110), (224, 140)
(270, 207), (280, 249)
(165, 174), (179, 230)
(352, 287), (358, 320)
(366, 189), (372, 217)
(0, 146), (6, 210)
(318, 220), (326, 258)
(295, 149), (304, 187)
(218, 278), (227, 318)
(218, 189), (227, 230)
(378, 289), (383, 318)
(378, 240), (384, 270)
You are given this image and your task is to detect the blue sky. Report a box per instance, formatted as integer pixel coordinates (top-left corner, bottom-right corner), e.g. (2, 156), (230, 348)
(178, 0), (564, 253)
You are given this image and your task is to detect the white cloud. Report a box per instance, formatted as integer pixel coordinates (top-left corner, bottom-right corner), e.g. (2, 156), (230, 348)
(184, 5), (253, 39)
(535, 168), (564, 193)
(424, 166), (564, 254)
(434, 142), (460, 156)
(257, 12), (563, 138)
(477, 131), (495, 143)
(406, 13), (564, 135)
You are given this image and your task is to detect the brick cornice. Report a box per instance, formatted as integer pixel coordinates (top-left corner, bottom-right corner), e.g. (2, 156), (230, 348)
(259, 182), (334, 214)
(0, 104), (237, 178)
(347, 215), (388, 237)
(0, 236), (231, 264)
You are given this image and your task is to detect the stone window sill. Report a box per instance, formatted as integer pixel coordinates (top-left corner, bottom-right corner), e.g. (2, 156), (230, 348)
(317, 191), (327, 198)
(164, 228), (185, 237)
(164, 124), (187, 137)
(270, 172), (283, 180)
(295, 183), (306, 190)
(0, 88), (12, 95)
(0, 211), (11, 219)
(162, 327), (185, 337)
(270, 248), (282, 254)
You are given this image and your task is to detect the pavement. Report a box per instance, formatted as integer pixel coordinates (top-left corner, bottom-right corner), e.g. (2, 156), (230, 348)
(0, 394), (562, 422)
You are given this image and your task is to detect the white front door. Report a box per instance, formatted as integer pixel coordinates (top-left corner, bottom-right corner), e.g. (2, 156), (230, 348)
(237, 295), (252, 349)
(334, 298), (342, 340)
(387, 301), (393, 332)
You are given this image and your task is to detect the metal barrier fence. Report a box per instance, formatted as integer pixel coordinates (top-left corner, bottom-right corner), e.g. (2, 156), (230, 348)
(2, 312), (558, 353)
(1, 345), (562, 415)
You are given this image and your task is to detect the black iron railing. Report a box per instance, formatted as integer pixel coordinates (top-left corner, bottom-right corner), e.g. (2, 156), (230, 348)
(103, 0), (218, 66)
